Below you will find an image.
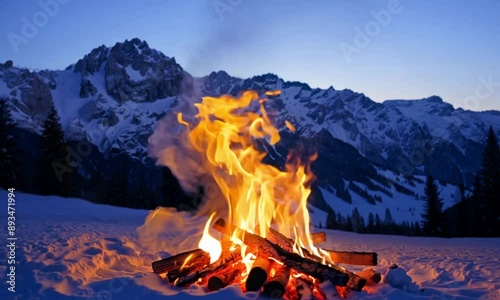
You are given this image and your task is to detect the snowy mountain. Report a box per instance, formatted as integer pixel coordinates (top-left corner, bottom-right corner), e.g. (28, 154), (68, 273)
(1, 38), (498, 221)
(200, 72), (500, 186)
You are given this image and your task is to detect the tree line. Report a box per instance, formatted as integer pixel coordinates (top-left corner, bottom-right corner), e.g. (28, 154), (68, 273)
(322, 126), (500, 237)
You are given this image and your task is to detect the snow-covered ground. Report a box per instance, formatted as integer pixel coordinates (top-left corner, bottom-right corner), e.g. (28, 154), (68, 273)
(0, 190), (498, 299)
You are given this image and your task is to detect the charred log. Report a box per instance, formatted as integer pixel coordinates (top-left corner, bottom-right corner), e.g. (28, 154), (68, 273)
(326, 250), (377, 266)
(356, 268), (381, 286)
(213, 218), (349, 287)
(152, 249), (210, 274)
(175, 249), (241, 287)
(262, 265), (291, 298)
(246, 256), (272, 291)
(260, 225), (377, 266)
(207, 263), (245, 291)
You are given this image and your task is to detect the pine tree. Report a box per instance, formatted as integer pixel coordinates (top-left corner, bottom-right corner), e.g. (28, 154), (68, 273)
(383, 208), (394, 234)
(414, 221), (421, 236)
(351, 208), (360, 232)
(409, 222), (415, 236)
(37, 104), (72, 196)
(375, 213), (382, 233)
(107, 159), (129, 207)
(326, 208), (337, 229)
(344, 216), (353, 232)
(477, 126), (500, 236)
(367, 213), (375, 233)
(0, 98), (19, 189)
(384, 208), (393, 225)
(421, 174), (443, 236)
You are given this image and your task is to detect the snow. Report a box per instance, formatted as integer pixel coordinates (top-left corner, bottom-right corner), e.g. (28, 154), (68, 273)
(0, 76), (9, 96)
(384, 265), (414, 289)
(125, 66), (146, 82)
(51, 70), (93, 130)
(313, 168), (460, 225)
(0, 190), (498, 300)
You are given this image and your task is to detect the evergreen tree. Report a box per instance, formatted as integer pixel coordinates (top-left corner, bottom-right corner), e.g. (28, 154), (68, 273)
(383, 208), (394, 234)
(421, 174), (443, 236)
(351, 207), (365, 233)
(89, 170), (108, 203)
(477, 126), (500, 236)
(359, 215), (366, 233)
(137, 179), (147, 209)
(344, 216), (353, 232)
(409, 222), (415, 236)
(375, 213), (382, 233)
(384, 208), (393, 225)
(107, 159), (129, 207)
(414, 221), (421, 236)
(0, 98), (19, 189)
(326, 208), (337, 229)
(367, 213), (375, 233)
(458, 184), (466, 202)
(37, 104), (72, 196)
(336, 213), (343, 229)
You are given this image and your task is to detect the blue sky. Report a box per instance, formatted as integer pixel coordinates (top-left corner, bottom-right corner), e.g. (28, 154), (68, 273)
(1, 0), (499, 110)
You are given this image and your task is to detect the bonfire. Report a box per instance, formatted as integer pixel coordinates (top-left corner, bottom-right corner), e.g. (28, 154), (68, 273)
(151, 90), (380, 299)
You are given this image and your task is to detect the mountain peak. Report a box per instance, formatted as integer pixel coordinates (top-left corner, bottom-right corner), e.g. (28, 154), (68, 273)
(424, 95), (444, 103)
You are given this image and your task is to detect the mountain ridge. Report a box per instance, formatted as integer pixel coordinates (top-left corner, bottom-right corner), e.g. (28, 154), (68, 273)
(1, 38), (498, 222)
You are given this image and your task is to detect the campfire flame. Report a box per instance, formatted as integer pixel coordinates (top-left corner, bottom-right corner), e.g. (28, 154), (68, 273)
(198, 212), (222, 263)
(174, 90), (325, 262)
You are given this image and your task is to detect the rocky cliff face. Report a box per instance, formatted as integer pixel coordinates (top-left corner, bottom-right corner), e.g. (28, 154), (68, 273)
(73, 38), (184, 103)
(0, 62), (56, 130)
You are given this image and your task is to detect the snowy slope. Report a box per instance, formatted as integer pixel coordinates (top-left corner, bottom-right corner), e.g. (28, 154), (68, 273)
(0, 190), (498, 300)
(309, 170), (460, 226)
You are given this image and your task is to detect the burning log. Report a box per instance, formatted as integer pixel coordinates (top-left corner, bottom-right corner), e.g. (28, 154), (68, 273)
(175, 248), (241, 287)
(246, 255), (273, 291)
(311, 231), (326, 244)
(343, 271), (367, 292)
(256, 224), (367, 291)
(207, 263), (245, 291)
(262, 265), (291, 298)
(152, 249), (210, 274)
(213, 218), (349, 287)
(213, 219), (280, 259)
(325, 250), (377, 266)
(260, 225), (377, 266)
(356, 268), (381, 286)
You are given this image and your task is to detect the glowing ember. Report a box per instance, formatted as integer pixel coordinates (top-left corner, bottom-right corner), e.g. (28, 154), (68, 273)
(198, 213), (222, 263)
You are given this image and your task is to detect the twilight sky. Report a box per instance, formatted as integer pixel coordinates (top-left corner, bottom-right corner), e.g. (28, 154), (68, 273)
(1, 0), (499, 110)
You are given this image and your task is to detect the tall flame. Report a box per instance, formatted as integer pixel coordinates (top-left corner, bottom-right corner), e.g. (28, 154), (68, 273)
(174, 90), (320, 255)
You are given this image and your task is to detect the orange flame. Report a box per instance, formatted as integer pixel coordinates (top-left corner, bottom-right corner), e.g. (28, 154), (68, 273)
(174, 90), (325, 261)
(198, 213), (222, 263)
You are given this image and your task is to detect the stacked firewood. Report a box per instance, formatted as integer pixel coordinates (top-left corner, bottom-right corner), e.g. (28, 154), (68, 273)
(152, 218), (381, 299)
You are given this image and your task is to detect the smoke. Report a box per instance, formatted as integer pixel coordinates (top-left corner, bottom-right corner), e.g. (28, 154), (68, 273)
(182, 1), (261, 77)
(147, 92), (229, 218)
